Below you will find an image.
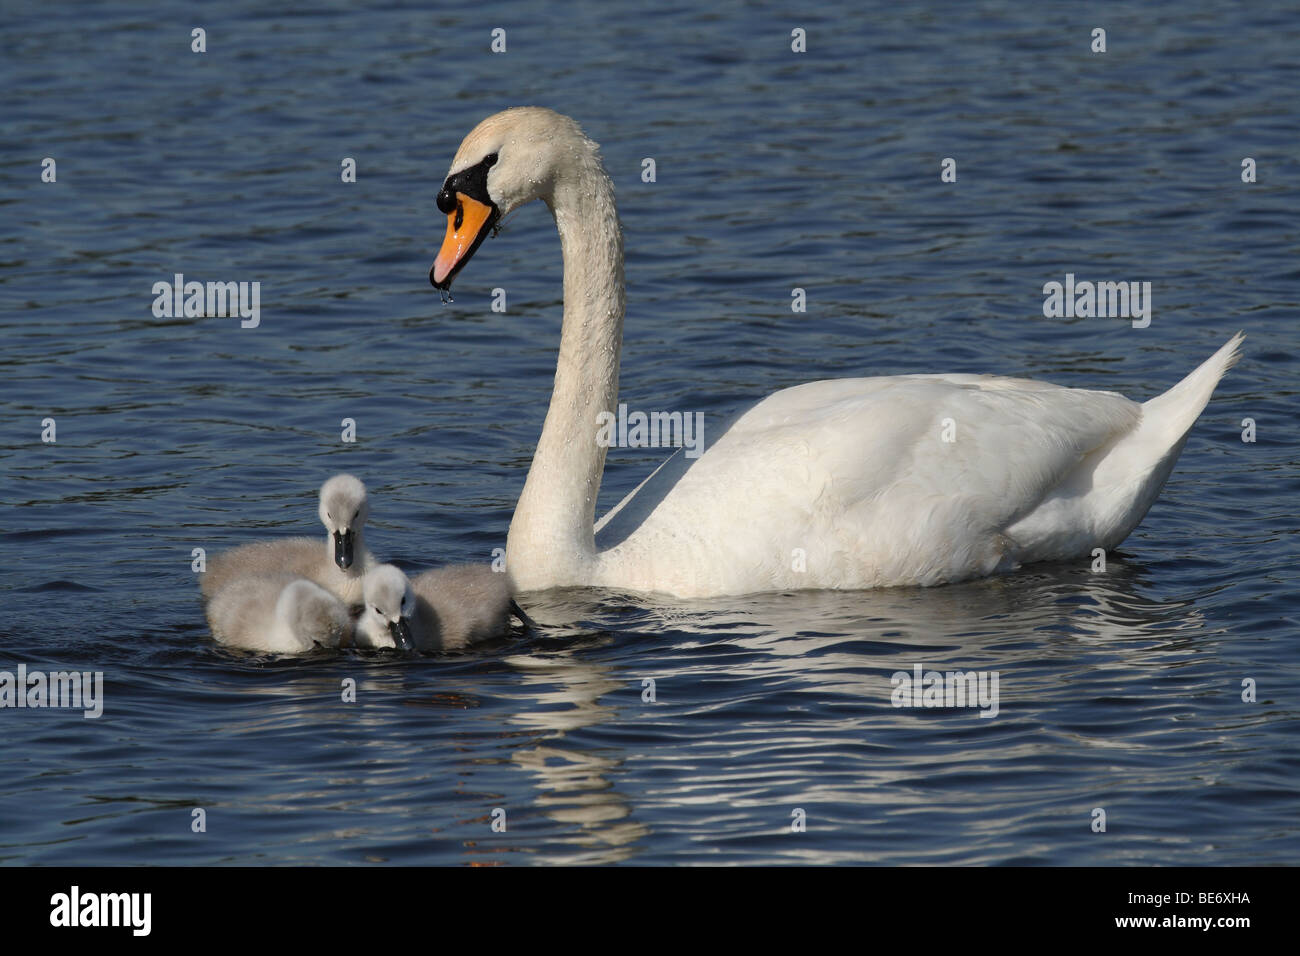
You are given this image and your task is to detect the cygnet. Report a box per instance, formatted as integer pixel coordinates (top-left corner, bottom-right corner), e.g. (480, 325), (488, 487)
(355, 563), (518, 652)
(207, 574), (352, 653)
(201, 473), (374, 605)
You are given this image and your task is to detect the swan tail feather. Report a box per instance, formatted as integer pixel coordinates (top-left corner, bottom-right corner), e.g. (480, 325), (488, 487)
(1140, 331), (1244, 445)
(1085, 332), (1244, 547)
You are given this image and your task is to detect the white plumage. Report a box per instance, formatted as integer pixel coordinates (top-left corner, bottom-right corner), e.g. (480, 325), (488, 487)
(428, 107), (1243, 598)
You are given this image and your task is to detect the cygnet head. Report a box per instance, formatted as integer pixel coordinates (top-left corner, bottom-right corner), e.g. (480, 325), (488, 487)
(430, 107), (603, 290)
(318, 473), (369, 571)
(276, 579), (350, 650)
(359, 564), (416, 651)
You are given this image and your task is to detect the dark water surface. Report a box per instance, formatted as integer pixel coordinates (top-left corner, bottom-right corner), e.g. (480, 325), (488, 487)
(2, 1), (1298, 864)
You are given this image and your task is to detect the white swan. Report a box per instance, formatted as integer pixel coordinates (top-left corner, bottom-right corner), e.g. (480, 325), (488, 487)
(430, 107), (1244, 598)
(207, 575), (351, 654)
(201, 473), (374, 605)
(356, 563), (515, 652)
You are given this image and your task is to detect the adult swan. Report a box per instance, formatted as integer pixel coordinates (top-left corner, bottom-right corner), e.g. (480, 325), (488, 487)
(430, 107), (1242, 598)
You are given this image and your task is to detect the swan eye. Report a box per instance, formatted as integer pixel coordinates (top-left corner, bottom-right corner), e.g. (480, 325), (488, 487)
(484, 152), (498, 167)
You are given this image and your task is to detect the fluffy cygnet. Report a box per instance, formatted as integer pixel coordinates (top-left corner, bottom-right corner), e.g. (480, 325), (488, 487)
(207, 574), (352, 654)
(201, 473), (374, 605)
(355, 563), (517, 652)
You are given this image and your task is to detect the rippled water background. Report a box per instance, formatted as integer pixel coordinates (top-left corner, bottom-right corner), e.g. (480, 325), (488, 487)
(2, 1), (1298, 865)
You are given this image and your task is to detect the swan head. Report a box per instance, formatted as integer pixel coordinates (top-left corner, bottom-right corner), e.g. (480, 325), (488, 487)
(430, 106), (596, 289)
(318, 474), (369, 571)
(358, 564), (416, 651)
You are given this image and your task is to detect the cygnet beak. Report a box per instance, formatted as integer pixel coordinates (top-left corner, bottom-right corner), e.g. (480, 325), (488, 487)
(389, 616), (413, 651)
(333, 529), (355, 570)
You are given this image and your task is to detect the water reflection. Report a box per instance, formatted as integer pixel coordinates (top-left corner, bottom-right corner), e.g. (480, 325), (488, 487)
(432, 558), (1223, 863)
(499, 649), (650, 864)
(525, 554), (1211, 668)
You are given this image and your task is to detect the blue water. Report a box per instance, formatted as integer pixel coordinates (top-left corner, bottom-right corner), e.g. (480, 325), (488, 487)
(2, 1), (1298, 864)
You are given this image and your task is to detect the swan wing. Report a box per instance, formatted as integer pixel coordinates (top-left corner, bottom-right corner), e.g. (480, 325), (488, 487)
(594, 375), (1139, 595)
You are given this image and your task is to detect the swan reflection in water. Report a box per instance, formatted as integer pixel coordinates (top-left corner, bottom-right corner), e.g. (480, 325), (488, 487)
(474, 555), (1213, 863)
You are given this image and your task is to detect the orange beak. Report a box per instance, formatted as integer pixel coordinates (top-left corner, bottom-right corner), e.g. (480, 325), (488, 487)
(430, 193), (497, 289)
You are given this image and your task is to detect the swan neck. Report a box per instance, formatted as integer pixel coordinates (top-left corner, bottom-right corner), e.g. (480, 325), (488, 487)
(508, 156), (624, 586)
